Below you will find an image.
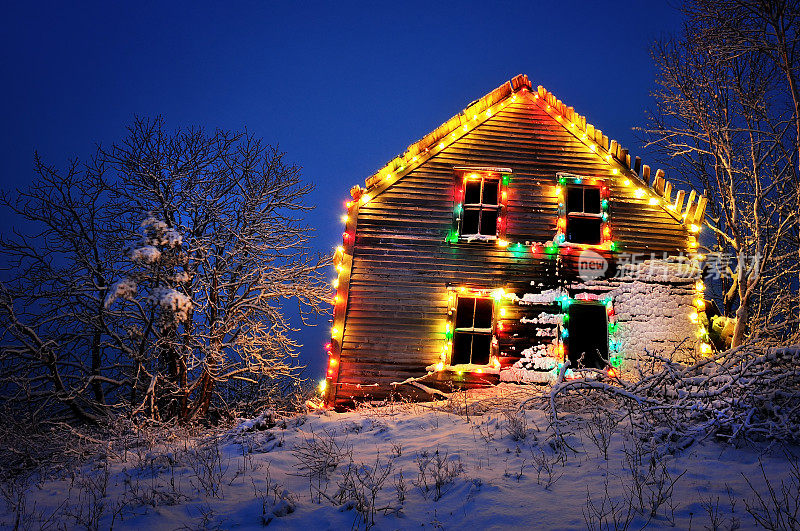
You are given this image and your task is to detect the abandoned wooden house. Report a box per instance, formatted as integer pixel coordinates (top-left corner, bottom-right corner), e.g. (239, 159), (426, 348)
(322, 74), (709, 407)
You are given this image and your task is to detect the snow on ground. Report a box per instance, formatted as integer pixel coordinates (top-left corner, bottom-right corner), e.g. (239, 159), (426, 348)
(3, 384), (798, 529)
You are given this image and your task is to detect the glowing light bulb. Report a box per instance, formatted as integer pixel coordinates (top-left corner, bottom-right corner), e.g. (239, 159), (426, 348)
(695, 280), (705, 292)
(462, 125), (468, 132)
(612, 168), (618, 175)
(649, 197), (659, 205)
(331, 326), (340, 337)
(438, 142), (444, 149)
(486, 109), (492, 117)
(332, 279), (339, 288)
(634, 189), (646, 199)
(500, 308), (506, 317)
(341, 215), (349, 223)
(700, 343), (712, 355)
(336, 245), (344, 254)
(689, 312), (698, 323)
(318, 380), (327, 393)
(361, 193), (371, 204)
(497, 239), (509, 247)
(435, 362), (444, 371)
(329, 358), (338, 368)
(623, 179), (631, 186)
(690, 224), (700, 233)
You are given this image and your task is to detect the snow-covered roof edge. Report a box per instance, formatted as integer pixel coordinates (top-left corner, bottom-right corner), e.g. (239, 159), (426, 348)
(350, 74), (707, 228)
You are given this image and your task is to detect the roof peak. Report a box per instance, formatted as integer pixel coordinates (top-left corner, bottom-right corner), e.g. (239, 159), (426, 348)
(356, 75), (706, 228)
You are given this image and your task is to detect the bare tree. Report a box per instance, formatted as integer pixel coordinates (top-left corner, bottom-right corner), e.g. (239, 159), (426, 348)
(644, 0), (800, 346)
(0, 117), (329, 424)
(103, 117), (330, 421)
(0, 155), (131, 423)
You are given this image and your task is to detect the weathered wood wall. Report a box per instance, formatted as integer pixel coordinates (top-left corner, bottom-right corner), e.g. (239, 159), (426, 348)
(327, 89), (692, 405)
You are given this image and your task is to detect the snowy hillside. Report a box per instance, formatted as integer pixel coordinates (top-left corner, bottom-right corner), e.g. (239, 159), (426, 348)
(3, 383), (799, 530)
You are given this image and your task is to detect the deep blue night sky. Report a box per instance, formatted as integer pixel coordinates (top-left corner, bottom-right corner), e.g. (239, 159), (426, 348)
(1, 1), (684, 379)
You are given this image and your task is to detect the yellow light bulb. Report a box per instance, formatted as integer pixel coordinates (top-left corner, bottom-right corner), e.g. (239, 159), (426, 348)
(361, 193), (371, 204)
(497, 239), (509, 248)
(622, 178), (630, 186)
(500, 308), (506, 317)
(689, 312), (698, 323)
(332, 279), (339, 288)
(612, 168), (618, 175)
(695, 280), (705, 292)
(435, 362), (444, 371)
(331, 327), (340, 337)
(336, 246), (344, 254)
(649, 197), (659, 205)
(438, 142), (444, 149)
(486, 109), (492, 116)
(634, 189), (646, 199)
(690, 224), (700, 233)
(318, 380), (327, 393)
(341, 215), (349, 223)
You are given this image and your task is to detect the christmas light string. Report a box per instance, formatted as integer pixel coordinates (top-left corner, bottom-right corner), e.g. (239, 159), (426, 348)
(320, 82), (707, 402)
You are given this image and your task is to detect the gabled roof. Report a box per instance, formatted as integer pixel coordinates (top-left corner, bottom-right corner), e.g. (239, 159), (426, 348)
(351, 74), (707, 228)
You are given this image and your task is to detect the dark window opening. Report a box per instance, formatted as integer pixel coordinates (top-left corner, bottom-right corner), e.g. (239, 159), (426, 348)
(565, 184), (602, 244)
(566, 217), (602, 244)
(451, 296), (493, 365)
(567, 302), (608, 369)
(459, 177), (500, 237)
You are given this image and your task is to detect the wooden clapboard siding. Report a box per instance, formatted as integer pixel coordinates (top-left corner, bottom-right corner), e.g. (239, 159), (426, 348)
(327, 90), (691, 405)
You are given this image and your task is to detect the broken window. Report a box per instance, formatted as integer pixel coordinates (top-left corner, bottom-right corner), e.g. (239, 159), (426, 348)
(459, 176), (500, 237)
(451, 296), (493, 365)
(565, 185), (603, 244)
(566, 302), (608, 369)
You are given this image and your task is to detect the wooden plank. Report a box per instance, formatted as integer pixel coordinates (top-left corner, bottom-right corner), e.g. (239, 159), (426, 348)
(673, 190), (686, 213)
(693, 196), (708, 224)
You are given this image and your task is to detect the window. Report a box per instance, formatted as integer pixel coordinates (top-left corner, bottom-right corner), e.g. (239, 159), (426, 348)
(459, 176), (500, 237)
(566, 302), (608, 369)
(451, 296), (493, 365)
(566, 185), (602, 244)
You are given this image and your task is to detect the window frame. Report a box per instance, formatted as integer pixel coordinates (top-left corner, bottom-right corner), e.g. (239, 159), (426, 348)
(555, 172), (611, 248)
(460, 177), (500, 238)
(443, 287), (501, 368)
(565, 184), (603, 244)
(565, 301), (609, 370)
(451, 295), (494, 365)
(449, 168), (511, 244)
